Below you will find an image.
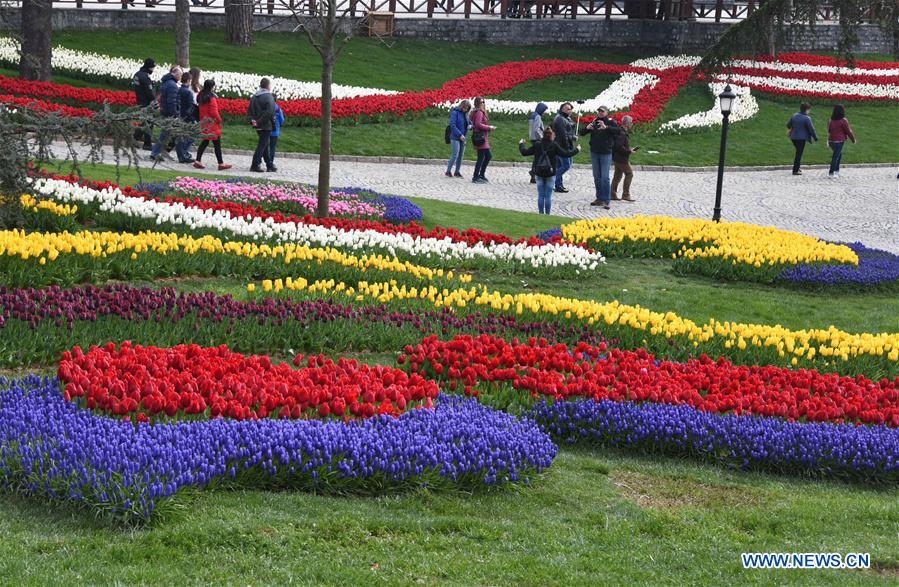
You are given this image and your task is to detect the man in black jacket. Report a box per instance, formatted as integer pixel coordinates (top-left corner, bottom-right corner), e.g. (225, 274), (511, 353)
(150, 65), (183, 162)
(176, 71), (196, 163)
(578, 106), (619, 209)
(247, 78), (277, 172)
(550, 102), (576, 193)
(131, 57), (156, 150)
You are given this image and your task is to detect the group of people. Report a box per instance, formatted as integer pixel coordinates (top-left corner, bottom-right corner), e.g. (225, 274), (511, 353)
(787, 102), (858, 177)
(446, 100), (638, 214)
(131, 58), (285, 173)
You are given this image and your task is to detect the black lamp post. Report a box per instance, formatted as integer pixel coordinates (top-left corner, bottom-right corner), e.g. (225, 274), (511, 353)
(712, 83), (736, 222)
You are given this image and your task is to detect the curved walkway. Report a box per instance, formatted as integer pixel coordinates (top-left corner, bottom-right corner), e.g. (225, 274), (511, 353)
(75, 144), (899, 252)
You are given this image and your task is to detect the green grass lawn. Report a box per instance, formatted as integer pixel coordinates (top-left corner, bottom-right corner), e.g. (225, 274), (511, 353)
(1, 449), (897, 585)
(53, 29), (639, 91)
(16, 31), (899, 166)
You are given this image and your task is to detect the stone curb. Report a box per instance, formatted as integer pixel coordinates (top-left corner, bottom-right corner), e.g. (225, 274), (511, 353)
(218, 147), (898, 172)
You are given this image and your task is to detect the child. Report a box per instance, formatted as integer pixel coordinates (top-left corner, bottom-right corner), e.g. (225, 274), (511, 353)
(268, 99), (285, 172)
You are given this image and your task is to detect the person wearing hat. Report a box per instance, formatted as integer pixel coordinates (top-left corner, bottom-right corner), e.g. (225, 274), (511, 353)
(578, 105), (619, 210)
(131, 57), (157, 150)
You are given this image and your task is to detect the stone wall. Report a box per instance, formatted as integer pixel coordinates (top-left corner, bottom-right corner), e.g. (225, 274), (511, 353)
(391, 19), (892, 54)
(0, 9), (892, 55)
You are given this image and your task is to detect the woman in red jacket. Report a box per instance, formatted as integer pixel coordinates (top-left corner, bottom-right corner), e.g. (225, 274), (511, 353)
(827, 104), (856, 178)
(194, 79), (232, 170)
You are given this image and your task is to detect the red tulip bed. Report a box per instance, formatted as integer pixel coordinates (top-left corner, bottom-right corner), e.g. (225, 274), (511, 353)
(57, 341), (439, 422)
(3, 53), (895, 126)
(398, 334), (899, 481)
(399, 334), (899, 427)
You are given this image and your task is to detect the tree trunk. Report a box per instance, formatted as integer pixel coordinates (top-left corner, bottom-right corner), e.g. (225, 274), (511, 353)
(225, 0), (254, 46)
(175, 0), (191, 68)
(20, 0), (53, 81)
(316, 50), (334, 219)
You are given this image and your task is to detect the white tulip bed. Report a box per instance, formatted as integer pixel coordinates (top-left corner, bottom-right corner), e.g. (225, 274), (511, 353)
(31, 178), (606, 275)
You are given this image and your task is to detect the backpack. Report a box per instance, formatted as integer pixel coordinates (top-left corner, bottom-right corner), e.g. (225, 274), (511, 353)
(534, 146), (554, 178)
(444, 124), (452, 144)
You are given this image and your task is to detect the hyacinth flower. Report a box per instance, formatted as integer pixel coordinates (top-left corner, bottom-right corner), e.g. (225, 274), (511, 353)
(776, 242), (899, 289)
(340, 187), (424, 224)
(0, 376), (557, 523)
(531, 398), (899, 483)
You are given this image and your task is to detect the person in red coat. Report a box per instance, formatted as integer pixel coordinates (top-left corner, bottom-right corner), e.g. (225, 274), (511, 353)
(193, 79), (232, 170)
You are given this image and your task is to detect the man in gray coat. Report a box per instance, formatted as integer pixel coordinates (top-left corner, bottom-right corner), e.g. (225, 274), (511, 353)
(247, 78), (277, 172)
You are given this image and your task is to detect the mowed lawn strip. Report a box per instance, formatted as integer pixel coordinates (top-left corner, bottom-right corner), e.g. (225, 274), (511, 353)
(0, 450), (896, 585)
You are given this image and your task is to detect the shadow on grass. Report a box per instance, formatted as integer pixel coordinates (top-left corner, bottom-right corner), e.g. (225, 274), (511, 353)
(557, 442), (899, 494)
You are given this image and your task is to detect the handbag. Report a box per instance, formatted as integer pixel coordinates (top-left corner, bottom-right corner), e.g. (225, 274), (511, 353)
(472, 131), (485, 147)
(444, 124), (452, 144)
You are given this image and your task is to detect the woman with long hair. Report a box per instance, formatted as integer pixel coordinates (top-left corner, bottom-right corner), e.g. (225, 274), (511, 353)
(193, 79), (232, 170)
(827, 104), (856, 178)
(189, 67), (202, 99)
(470, 97), (497, 183)
(445, 99), (471, 178)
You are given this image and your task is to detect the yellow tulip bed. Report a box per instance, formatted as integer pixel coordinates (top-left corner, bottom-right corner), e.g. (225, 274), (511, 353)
(0, 229), (468, 289)
(560, 216), (859, 282)
(246, 275), (899, 378)
(18, 194), (79, 233)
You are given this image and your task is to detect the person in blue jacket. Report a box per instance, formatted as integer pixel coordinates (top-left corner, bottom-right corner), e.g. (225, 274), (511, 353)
(267, 99), (285, 172)
(176, 71), (197, 163)
(445, 99), (471, 178)
(786, 102), (818, 175)
(150, 65), (185, 162)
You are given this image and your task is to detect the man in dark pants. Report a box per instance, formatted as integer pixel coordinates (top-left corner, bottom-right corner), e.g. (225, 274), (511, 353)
(551, 102), (575, 193)
(131, 57), (156, 150)
(150, 65), (183, 162)
(786, 102), (817, 175)
(247, 78), (276, 173)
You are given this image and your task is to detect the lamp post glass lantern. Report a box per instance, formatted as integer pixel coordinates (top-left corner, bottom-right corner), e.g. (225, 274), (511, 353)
(713, 83), (736, 222)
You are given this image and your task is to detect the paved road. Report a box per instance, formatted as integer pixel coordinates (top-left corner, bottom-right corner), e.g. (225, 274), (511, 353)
(72, 144), (899, 252)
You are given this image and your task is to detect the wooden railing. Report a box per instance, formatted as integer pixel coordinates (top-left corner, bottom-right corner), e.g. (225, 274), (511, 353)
(18, 0), (877, 22)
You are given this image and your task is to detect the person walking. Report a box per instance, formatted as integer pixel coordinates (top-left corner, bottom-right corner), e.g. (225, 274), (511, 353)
(470, 97), (496, 184)
(551, 101), (576, 193)
(150, 65), (183, 162)
(611, 115), (637, 202)
(268, 99), (285, 172)
(527, 102), (548, 183)
(827, 104), (856, 178)
(446, 99), (471, 178)
(247, 78), (277, 173)
(786, 102), (817, 175)
(579, 106), (619, 209)
(519, 128), (580, 214)
(193, 79), (232, 171)
(177, 71), (196, 163)
(131, 57), (156, 150)
(189, 67), (203, 99)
